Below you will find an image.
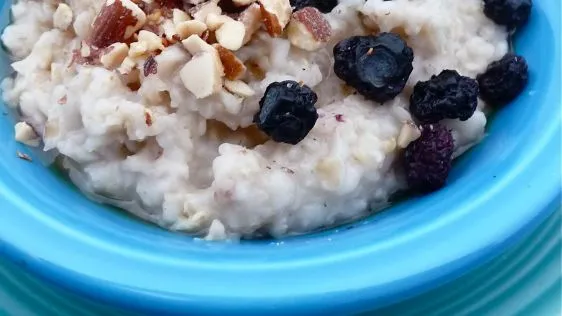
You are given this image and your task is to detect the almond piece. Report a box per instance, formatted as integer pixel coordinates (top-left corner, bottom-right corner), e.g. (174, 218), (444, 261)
(233, 0), (257, 6)
(182, 34), (216, 54)
(100, 42), (129, 69)
(287, 7), (332, 51)
(90, 0), (147, 48)
(238, 3), (262, 44)
(118, 56), (137, 74)
(180, 52), (224, 98)
(397, 122), (421, 148)
(14, 122), (40, 147)
(190, 0), (222, 22)
(137, 30), (165, 51)
(205, 13), (231, 31)
(173, 8), (191, 24)
(215, 20), (246, 50)
(224, 79), (255, 97)
(176, 20), (208, 39)
(53, 3), (73, 30)
(258, 0), (291, 37)
(214, 44), (246, 80)
(129, 41), (148, 57)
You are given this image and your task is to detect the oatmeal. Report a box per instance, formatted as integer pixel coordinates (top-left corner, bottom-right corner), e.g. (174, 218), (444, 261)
(2, 0), (528, 239)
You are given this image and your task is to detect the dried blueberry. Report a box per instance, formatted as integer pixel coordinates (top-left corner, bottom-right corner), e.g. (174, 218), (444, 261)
(333, 33), (414, 103)
(254, 80), (318, 145)
(409, 70), (479, 123)
(290, 0), (338, 13)
(483, 0), (532, 29)
(477, 53), (528, 107)
(403, 124), (454, 193)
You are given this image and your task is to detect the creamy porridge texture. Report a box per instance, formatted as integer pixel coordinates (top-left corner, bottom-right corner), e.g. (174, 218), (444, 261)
(2, 0), (519, 239)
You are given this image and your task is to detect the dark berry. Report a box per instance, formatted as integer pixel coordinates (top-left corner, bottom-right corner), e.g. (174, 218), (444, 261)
(333, 33), (414, 103)
(290, 0), (338, 13)
(483, 0), (532, 30)
(409, 70), (479, 123)
(477, 54), (528, 107)
(253, 80), (318, 145)
(403, 124), (454, 193)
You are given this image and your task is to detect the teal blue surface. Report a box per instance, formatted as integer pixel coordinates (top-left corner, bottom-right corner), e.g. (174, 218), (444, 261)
(0, 210), (559, 315)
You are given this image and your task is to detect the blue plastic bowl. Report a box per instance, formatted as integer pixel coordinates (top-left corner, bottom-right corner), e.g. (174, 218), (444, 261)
(0, 0), (560, 314)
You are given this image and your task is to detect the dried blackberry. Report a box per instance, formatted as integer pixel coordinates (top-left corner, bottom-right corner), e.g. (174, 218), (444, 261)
(254, 81), (318, 145)
(477, 53), (529, 107)
(483, 0), (532, 30)
(409, 70), (479, 123)
(290, 0), (338, 13)
(333, 33), (414, 103)
(403, 124), (454, 193)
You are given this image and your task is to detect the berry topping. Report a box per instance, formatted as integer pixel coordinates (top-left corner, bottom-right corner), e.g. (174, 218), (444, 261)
(254, 80), (319, 145)
(477, 53), (529, 107)
(333, 33), (414, 103)
(409, 70), (479, 123)
(483, 0), (532, 29)
(290, 0), (338, 13)
(403, 124), (454, 193)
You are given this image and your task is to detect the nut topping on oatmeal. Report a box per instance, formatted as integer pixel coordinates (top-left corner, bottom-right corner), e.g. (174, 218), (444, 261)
(14, 122), (40, 147)
(172, 8), (191, 24)
(214, 44), (246, 80)
(190, 0), (223, 22)
(258, 0), (292, 37)
(397, 121), (422, 148)
(176, 20), (208, 39)
(53, 3), (74, 31)
(238, 3), (262, 44)
(233, 0), (258, 5)
(224, 79), (255, 97)
(287, 7), (332, 51)
(100, 42), (129, 69)
(137, 30), (165, 52)
(90, 0), (147, 48)
(215, 20), (246, 50)
(180, 35), (225, 98)
(205, 13), (231, 31)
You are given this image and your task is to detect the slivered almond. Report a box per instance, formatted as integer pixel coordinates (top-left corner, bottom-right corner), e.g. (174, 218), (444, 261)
(90, 0), (147, 48)
(258, 0), (291, 37)
(287, 7), (332, 51)
(214, 44), (246, 80)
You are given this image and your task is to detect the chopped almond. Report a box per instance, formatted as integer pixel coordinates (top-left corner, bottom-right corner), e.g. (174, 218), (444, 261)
(100, 42), (129, 69)
(180, 52), (224, 98)
(214, 44), (246, 80)
(215, 20), (246, 50)
(258, 0), (291, 37)
(137, 30), (165, 51)
(233, 0), (257, 5)
(90, 0), (147, 48)
(172, 8), (191, 24)
(205, 13), (231, 31)
(238, 3), (262, 44)
(224, 79), (255, 97)
(397, 122), (421, 148)
(190, 0), (222, 22)
(176, 20), (208, 40)
(14, 122), (40, 147)
(53, 3), (73, 31)
(287, 7), (332, 51)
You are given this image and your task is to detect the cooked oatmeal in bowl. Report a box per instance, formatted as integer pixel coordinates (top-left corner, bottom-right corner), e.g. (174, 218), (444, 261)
(1, 0), (531, 240)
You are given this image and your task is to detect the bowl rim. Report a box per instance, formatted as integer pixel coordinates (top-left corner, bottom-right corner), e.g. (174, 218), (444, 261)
(0, 1), (560, 315)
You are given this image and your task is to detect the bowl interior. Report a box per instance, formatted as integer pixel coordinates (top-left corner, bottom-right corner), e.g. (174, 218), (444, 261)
(0, 0), (559, 314)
